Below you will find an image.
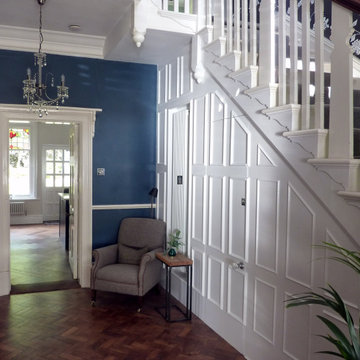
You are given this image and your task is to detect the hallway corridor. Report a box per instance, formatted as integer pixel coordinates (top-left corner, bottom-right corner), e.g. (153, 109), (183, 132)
(10, 223), (78, 294)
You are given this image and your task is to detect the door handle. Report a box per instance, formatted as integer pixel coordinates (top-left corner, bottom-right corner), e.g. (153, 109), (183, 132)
(232, 262), (245, 270)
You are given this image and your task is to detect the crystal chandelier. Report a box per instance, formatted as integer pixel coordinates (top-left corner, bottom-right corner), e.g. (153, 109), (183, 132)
(22, 0), (69, 117)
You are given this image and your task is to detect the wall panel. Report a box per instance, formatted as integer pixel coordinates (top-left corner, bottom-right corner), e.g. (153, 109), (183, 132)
(192, 175), (204, 244)
(230, 114), (248, 166)
(255, 179), (279, 273)
(210, 93), (225, 165)
(209, 176), (224, 251)
(254, 278), (276, 344)
(227, 267), (246, 323)
(286, 185), (315, 288)
(229, 178), (247, 260)
(207, 256), (224, 309)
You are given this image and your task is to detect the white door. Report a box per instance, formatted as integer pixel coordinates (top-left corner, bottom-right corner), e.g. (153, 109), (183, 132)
(42, 145), (70, 221)
(169, 108), (189, 240)
(68, 125), (79, 279)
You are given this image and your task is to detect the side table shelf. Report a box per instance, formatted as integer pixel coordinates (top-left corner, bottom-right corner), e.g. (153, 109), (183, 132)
(155, 252), (193, 322)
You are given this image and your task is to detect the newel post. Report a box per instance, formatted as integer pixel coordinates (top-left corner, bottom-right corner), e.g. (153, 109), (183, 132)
(328, 3), (354, 159)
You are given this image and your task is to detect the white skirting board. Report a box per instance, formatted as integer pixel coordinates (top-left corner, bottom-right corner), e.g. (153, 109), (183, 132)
(10, 215), (43, 225)
(0, 271), (10, 296)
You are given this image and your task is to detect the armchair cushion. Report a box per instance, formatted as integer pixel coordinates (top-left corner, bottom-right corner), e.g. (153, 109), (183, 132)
(96, 263), (139, 284)
(118, 244), (148, 265)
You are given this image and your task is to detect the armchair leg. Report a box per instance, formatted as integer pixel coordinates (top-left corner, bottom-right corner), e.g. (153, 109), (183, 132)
(137, 296), (143, 312)
(91, 289), (96, 306)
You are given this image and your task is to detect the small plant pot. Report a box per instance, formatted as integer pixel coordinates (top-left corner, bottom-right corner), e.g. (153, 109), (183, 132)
(168, 248), (176, 257)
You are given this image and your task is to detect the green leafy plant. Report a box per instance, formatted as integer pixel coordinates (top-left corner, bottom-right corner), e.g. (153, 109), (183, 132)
(168, 229), (184, 251)
(286, 242), (360, 359)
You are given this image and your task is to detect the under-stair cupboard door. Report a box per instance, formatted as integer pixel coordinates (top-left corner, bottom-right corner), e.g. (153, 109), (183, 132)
(190, 94), (249, 351)
(68, 124), (79, 279)
(168, 107), (189, 239)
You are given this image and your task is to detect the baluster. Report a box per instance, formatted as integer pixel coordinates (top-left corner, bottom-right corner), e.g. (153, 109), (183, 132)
(301, 0), (310, 129)
(259, 0), (276, 85)
(163, 0), (169, 11)
(174, 0), (179, 12)
(249, 0), (257, 66)
(314, 0), (324, 129)
(278, 0), (287, 105)
(289, 0), (298, 104)
(234, 0), (240, 52)
(184, 0), (190, 14)
(206, 0), (212, 27)
(329, 3), (354, 159)
(213, 0), (225, 39)
(241, 0), (248, 67)
(227, 0), (233, 52)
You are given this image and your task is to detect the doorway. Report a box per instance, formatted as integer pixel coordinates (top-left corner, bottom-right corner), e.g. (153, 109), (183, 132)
(0, 104), (99, 296)
(9, 122), (77, 293)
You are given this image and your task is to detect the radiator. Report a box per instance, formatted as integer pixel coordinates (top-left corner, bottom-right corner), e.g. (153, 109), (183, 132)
(10, 202), (25, 216)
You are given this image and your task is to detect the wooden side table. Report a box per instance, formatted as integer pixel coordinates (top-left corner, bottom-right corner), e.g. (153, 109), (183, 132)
(155, 252), (193, 322)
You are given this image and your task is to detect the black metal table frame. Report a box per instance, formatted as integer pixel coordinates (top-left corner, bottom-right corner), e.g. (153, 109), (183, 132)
(157, 263), (192, 322)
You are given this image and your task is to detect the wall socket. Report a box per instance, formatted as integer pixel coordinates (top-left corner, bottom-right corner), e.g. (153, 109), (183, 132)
(97, 168), (105, 176)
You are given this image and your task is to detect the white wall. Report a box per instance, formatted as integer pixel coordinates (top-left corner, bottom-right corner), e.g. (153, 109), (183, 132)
(10, 122), (70, 224)
(157, 48), (360, 360)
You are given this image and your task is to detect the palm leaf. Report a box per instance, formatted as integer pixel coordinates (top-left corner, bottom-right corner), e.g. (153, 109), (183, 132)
(316, 242), (360, 274)
(317, 316), (354, 357)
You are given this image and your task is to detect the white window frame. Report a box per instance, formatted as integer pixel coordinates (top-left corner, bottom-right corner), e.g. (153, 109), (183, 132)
(42, 145), (70, 190)
(8, 122), (37, 200)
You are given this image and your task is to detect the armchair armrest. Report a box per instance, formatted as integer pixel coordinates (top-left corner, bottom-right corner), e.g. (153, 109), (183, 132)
(138, 247), (163, 295)
(91, 244), (118, 286)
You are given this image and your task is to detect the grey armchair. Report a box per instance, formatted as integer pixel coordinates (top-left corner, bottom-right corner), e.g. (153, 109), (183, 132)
(91, 217), (166, 311)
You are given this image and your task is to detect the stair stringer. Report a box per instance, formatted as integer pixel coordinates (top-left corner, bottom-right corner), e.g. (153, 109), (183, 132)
(203, 49), (360, 244)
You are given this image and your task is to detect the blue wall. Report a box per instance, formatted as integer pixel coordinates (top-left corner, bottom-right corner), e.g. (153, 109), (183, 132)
(0, 49), (157, 248)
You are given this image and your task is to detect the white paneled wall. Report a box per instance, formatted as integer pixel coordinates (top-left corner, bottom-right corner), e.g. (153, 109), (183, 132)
(156, 48), (359, 360)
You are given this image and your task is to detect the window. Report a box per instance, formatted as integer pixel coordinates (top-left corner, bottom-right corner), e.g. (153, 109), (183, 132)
(9, 127), (33, 198)
(45, 148), (70, 188)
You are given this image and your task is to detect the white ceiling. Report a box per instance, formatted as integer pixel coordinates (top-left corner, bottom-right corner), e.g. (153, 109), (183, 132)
(0, 0), (130, 37)
(0, 0), (193, 65)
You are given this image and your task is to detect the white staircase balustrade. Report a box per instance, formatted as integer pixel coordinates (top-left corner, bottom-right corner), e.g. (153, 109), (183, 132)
(193, 0), (360, 195)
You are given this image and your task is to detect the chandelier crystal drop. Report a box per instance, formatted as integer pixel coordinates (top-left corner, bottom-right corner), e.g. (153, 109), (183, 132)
(22, 0), (69, 117)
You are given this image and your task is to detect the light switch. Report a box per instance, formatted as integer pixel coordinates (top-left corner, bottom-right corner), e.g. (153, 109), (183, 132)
(97, 168), (105, 176)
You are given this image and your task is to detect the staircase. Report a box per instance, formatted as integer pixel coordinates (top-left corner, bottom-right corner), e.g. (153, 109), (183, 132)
(186, 0), (360, 241)
(156, 1), (360, 359)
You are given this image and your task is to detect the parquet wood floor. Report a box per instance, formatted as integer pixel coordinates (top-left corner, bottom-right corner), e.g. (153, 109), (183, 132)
(10, 224), (78, 294)
(0, 288), (246, 360)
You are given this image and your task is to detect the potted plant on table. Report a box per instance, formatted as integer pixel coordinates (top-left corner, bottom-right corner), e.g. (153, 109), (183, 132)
(167, 229), (184, 257)
(286, 242), (360, 359)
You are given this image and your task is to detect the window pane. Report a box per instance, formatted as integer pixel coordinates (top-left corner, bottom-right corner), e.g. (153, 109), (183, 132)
(9, 128), (30, 150)
(64, 150), (70, 162)
(64, 175), (70, 187)
(46, 162), (54, 174)
(55, 175), (63, 187)
(46, 175), (54, 187)
(9, 149), (30, 196)
(55, 162), (63, 174)
(55, 149), (63, 161)
(46, 149), (54, 161)
(64, 163), (70, 175)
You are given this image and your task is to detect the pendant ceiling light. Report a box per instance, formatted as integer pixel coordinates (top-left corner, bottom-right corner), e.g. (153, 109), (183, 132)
(22, 0), (69, 117)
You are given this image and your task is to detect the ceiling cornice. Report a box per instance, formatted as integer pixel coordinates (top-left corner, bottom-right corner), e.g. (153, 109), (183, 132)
(0, 25), (105, 59)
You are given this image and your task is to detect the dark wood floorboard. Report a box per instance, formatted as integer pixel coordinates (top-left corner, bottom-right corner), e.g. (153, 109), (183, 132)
(0, 288), (246, 360)
(10, 224), (77, 293)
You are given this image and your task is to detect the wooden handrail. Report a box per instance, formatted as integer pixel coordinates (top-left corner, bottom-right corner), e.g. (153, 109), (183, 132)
(333, 0), (360, 14)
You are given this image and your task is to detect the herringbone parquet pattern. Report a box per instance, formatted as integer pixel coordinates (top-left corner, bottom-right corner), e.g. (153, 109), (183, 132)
(0, 289), (246, 360)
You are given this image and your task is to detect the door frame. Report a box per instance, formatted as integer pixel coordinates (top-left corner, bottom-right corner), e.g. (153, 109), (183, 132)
(0, 104), (101, 295)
